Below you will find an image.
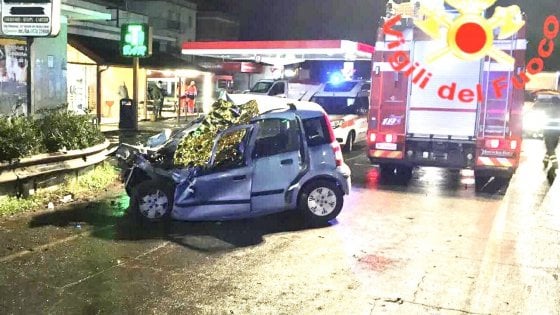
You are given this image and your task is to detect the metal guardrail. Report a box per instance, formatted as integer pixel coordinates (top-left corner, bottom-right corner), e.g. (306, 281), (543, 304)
(0, 140), (116, 193)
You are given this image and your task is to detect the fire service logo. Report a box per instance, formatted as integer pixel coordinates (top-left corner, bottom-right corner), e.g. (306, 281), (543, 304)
(382, 0), (559, 102)
(414, 0), (524, 65)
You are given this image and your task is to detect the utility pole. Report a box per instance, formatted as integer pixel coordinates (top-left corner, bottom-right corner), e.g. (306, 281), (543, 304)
(133, 57), (139, 128)
(26, 37), (33, 116)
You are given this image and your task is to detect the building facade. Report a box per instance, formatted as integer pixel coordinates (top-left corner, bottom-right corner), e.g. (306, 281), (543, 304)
(196, 11), (239, 41)
(127, 0), (197, 54)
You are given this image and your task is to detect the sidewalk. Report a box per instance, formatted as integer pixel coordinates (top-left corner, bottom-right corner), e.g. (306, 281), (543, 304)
(100, 114), (200, 133)
(100, 115), (201, 145)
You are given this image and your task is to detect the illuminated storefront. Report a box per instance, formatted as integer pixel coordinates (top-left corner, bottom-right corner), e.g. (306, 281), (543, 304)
(67, 35), (214, 124)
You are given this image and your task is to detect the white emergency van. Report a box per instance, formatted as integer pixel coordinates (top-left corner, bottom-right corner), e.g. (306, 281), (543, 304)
(307, 80), (370, 152)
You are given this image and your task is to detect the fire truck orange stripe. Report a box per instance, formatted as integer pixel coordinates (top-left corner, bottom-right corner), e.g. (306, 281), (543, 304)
(477, 157), (515, 167)
(498, 158), (513, 167)
(370, 150), (403, 159)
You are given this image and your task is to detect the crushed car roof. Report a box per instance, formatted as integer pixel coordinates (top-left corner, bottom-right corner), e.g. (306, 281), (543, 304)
(227, 94), (326, 114)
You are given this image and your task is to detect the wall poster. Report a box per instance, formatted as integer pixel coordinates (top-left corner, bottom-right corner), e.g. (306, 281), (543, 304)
(0, 38), (28, 116)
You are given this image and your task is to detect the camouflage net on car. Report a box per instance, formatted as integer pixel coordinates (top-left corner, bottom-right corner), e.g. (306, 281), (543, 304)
(173, 99), (260, 168)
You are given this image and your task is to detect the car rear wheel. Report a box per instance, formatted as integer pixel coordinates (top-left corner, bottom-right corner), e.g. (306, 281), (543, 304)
(298, 180), (344, 227)
(130, 179), (175, 223)
(343, 131), (355, 152)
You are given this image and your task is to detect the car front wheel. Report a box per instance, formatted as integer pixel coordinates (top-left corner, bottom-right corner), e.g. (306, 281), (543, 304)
(130, 179), (175, 223)
(298, 180), (344, 226)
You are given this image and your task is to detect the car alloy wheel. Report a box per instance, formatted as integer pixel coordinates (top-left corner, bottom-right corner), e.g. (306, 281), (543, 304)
(307, 187), (338, 217)
(131, 179), (175, 223)
(298, 179), (344, 227)
(138, 190), (169, 219)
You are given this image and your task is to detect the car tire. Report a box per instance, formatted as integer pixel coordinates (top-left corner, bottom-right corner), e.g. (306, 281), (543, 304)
(298, 180), (344, 227)
(130, 179), (175, 223)
(343, 131), (355, 152)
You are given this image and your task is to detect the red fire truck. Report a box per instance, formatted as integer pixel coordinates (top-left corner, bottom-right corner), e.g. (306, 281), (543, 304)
(367, 3), (527, 190)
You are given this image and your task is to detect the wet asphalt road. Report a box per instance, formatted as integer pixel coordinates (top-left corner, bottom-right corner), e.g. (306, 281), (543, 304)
(1, 139), (559, 314)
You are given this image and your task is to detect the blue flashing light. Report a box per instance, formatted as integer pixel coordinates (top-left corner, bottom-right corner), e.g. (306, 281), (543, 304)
(329, 72), (344, 85)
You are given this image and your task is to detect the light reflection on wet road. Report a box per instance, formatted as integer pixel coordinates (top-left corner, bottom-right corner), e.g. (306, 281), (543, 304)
(0, 139), (558, 314)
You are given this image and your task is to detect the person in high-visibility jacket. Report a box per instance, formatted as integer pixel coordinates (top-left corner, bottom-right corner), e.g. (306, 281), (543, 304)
(184, 81), (198, 114)
(542, 96), (560, 169)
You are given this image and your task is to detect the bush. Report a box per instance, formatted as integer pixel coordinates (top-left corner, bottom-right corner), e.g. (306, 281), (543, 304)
(0, 106), (105, 163)
(63, 162), (119, 196)
(0, 116), (43, 162)
(36, 107), (105, 152)
(0, 195), (42, 217)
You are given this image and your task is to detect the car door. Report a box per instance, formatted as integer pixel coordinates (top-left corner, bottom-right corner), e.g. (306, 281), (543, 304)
(250, 114), (305, 213)
(173, 125), (254, 221)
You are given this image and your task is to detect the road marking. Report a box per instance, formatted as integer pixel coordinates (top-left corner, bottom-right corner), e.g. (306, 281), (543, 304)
(0, 225), (114, 264)
(60, 241), (170, 290)
(346, 154), (366, 161)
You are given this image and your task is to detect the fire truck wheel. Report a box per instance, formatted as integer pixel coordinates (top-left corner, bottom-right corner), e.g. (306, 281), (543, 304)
(380, 165), (413, 181)
(298, 180), (344, 227)
(343, 132), (355, 152)
(131, 179), (175, 223)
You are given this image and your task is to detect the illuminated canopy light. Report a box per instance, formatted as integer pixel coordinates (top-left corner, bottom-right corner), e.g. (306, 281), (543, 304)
(181, 40), (374, 65)
(414, 0), (525, 65)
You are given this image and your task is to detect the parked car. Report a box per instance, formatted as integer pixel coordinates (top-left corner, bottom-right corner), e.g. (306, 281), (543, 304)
(117, 95), (351, 226)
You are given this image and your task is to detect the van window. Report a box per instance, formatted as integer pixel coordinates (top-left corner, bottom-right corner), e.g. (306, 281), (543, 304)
(302, 117), (332, 147)
(250, 81), (273, 93)
(253, 118), (300, 158)
(311, 96), (368, 115)
(269, 82), (285, 96)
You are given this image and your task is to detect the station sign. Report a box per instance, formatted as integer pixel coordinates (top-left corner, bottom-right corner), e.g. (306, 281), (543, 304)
(120, 23), (153, 58)
(1, 0), (61, 37)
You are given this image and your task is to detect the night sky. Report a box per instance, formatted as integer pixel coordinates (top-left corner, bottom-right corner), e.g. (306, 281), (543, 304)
(110, 0), (559, 70)
(232, 0), (559, 70)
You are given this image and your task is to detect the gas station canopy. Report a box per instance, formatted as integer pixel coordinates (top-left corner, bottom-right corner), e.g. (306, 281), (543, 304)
(181, 40), (375, 66)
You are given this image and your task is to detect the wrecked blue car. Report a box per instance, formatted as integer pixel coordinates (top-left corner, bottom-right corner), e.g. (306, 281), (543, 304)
(117, 96), (351, 226)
